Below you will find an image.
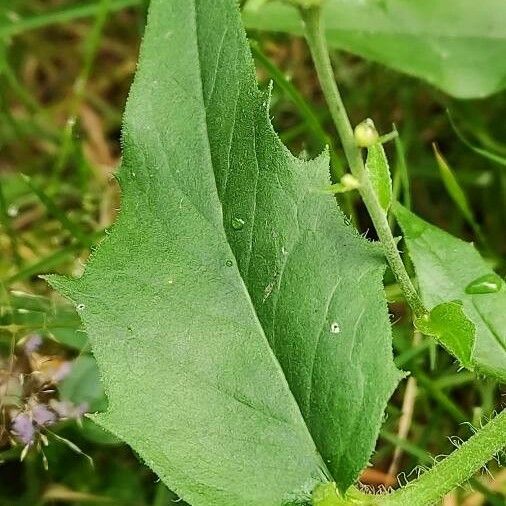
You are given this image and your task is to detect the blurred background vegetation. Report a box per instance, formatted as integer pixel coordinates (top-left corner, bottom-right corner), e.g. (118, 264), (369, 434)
(0, 1), (504, 505)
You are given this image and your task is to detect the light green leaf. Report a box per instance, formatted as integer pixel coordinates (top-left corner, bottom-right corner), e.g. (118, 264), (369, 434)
(0, 0), (139, 39)
(414, 301), (475, 370)
(242, 0), (506, 99)
(353, 119), (392, 212)
(46, 0), (401, 502)
(396, 204), (506, 382)
(366, 142), (392, 212)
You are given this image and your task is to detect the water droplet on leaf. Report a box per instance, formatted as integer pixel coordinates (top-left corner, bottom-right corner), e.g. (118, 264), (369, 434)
(231, 217), (245, 230)
(225, 260), (233, 267)
(330, 322), (340, 334)
(76, 304), (85, 311)
(465, 273), (503, 294)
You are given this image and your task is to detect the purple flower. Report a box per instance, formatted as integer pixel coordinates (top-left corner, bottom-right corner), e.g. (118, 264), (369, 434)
(11, 413), (35, 445)
(32, 404), (57, 426)
(23, 335), (42, 354)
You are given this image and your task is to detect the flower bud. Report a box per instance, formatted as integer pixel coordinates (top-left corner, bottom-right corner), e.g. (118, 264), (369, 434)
(354, 118), (379, 148)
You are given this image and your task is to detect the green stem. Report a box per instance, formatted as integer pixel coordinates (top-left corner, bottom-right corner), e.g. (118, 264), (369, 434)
(313, 411), (506, 505)
(378, 409), (506, 505)
(300, 6), (426, 319)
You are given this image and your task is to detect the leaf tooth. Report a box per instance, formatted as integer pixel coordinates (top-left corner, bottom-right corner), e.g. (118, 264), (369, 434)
(42, 274), (80, 301)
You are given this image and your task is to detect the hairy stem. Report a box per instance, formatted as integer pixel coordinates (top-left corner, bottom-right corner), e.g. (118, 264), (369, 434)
(379, 409), (506, 505)
(300, 6), (426, 319)
(313, 412), (506, 505)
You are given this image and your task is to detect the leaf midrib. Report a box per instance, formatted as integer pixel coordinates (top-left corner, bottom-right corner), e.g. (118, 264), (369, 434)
(188, 0), (332, 475)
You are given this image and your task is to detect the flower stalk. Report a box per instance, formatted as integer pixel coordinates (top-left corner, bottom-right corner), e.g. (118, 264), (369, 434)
(299, 5), (426, 319)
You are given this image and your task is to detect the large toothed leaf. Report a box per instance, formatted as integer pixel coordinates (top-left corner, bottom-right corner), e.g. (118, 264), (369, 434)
(201, 2), (400, 492)
(243, 0), (506, 99)
(47, 0), (401, 502)
(396, 205), (506, 382)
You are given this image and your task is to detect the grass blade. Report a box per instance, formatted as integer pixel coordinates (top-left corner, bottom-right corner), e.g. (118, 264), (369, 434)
(22, 175), (91, 247)
(447, 112), (506, 168)
(432, 143), (484, 243)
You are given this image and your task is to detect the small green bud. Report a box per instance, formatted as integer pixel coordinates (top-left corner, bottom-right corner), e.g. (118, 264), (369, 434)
(340, 173), (360, 191)
(354, 118), (379, 148)
(321, 174), (360, 195)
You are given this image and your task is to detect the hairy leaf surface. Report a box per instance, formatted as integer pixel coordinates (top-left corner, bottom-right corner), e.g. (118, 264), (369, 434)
(243, 0), (506, 99)
(48, 0), (400, 502)
(396, 205), (506, 382)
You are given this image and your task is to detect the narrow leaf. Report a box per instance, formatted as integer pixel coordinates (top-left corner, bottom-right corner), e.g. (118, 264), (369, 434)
(396, 204), (506, 382)
(393, 125), (411, 210)
(366, 142), (392, 212)
(432, 144), (481, 239)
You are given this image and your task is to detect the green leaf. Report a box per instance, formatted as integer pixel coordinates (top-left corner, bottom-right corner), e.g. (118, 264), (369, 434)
(414, 301), (475, 370)
(354, 119), (392, 212)
(46, 0), (401, 502)
(395, 205), (506, 382)
(366, 142), (392, 212)
(242, 0), (506, 99)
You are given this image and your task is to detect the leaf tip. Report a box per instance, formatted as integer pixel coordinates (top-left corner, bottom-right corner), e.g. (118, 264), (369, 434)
(42, 274), (80, 301)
